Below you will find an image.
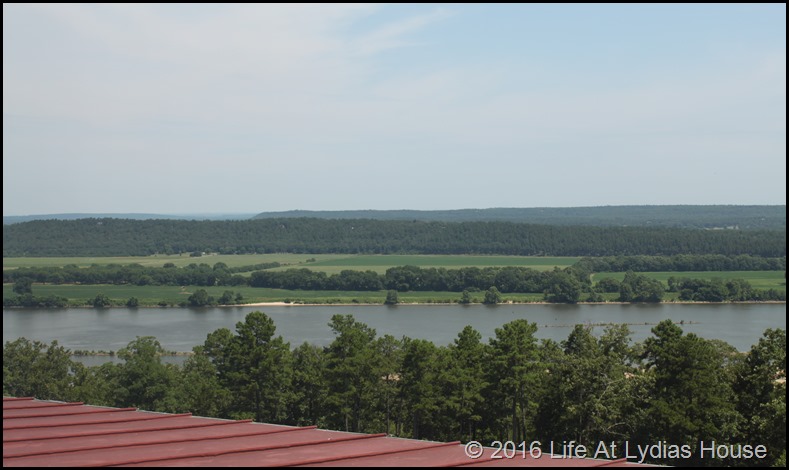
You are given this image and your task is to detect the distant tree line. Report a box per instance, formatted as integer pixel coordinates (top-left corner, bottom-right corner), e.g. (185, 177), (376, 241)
(668, 277), (786, 302)
(575, 254), (786, 274)
(4, 255), (783, 291)
(3, 218), (785, 257)
(2, 262), (278, 287)
(4, 264), (784, 308)
(250, 205), (787, 230)
(249, 266), (585, 293)
(3, 313), (785, 467)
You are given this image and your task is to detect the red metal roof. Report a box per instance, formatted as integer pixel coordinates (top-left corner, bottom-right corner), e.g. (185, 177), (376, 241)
(3, 397), (638, 467)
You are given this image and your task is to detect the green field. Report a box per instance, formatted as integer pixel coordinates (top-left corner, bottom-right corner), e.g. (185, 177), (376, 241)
(273, 255), (580, 274)
(3, 254), (580, 274)
(593, 271), (786, 290)
(1, 284), (547, 306)
(2, 254), (349, 270)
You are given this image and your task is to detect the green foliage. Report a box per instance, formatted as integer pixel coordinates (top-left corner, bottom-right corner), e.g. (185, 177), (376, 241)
(483, 286), (502, 305)
(188, 289), (214, 307)
(595, 277), (621, 293)
(202, 311), (292, 422)
(732, 329), (786, 466)
(174, 346), (232, 417)
(218, 290), (236, 305)
(577, 254), (786, 274)
(3, 338), (77, 400)
(459, 289), (472, 304)
(443, 326), (488, 441)
(92, 293), (112, 308)
(324, 315), (378, 433)
(13, 278), (33, 295)
(126, 297), (139, 308)
(290, 342), (328, 427)
(619, 271), (664, 303)
(4, 217), (785, 257)
(384, 290), (399, 305)
(641, 321), (740, 465)
(487, 319), (540, 442)
(114, 336), (179, 411)
(543, 269), (582, 303)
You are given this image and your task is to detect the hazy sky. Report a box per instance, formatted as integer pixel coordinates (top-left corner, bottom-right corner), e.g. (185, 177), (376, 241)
(3, 4), (786, 215)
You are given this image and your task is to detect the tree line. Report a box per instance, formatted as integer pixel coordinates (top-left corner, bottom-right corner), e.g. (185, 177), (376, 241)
(2, 262), (273, 287)
(5, 265), (784, 308)
(4, 218), (785, 257)
(3, 313), (785, 467)
(3, 255), (783, 292)
(250, 205), (787, 229)
(575, 255), (785, 274)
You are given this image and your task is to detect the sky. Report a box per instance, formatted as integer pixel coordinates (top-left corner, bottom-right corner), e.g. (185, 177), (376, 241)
(3, 4), (786, 215)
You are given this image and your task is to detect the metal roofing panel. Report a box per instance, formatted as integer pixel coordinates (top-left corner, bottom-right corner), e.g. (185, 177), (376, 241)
(4, 415), (218, 443)
(123, 436), (456, 467)
(4, 410), (165, 431)
(3, 398), (646, 467)
(3, 421), (309, 459)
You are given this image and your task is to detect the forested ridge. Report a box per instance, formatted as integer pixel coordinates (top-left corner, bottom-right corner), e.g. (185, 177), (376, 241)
(3, 218), (785, 257)
(253, 205), (787, 229)
(4, 314), (786, 466)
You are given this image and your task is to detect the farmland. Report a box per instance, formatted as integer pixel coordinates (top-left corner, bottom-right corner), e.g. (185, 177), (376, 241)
(3, 254), (579, 273)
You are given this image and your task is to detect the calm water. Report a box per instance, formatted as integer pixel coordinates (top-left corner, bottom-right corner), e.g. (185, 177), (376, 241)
(3, 304), (785, 362)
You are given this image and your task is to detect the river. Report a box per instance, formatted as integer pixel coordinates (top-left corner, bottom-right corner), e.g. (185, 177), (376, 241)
(3, 303), (785, 364)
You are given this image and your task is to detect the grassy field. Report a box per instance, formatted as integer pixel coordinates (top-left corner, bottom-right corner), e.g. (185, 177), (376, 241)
(593, 271), (786, 290)
(2, 284), (547, 306)
(272, 255), (580, 274)
(2, 254), (350, 270)
(3, 254), (580, 274)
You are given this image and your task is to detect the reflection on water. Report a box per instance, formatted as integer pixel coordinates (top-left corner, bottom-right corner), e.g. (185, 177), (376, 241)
(4, 303), (785, 365)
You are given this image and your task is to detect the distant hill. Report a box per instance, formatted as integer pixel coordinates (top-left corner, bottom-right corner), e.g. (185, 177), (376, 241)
(252, 206), (786, 230)
(3, 218), (785, 257)
(3, 213), (257, 225)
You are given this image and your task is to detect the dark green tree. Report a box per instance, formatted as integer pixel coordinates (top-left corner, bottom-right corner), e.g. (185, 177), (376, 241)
(487, 319), (540, 442)
(619, 271), (663, 303)
(175, 345), (231, 417)
(384, 290), (399, 305)
(324, 315), (378, 432)
(92, 293), (112, 308)
(218, 290), (235, 305)
(483, 286), (502, 305)
(732, 328), (786, 466)
(13, 277), (33, 295)
(290, 342), (328, 427)
(640, 320), (738, 465)
(114, 336), (178, 411)
(444, 326), (488, 441)
(400, 338), (443, 439)
(188, 289), (214, 307)
(372, 334), (405, 435)
(3, 338), (76, 400)
(231, 311), (293, 423)
(543, 269), (582, 303)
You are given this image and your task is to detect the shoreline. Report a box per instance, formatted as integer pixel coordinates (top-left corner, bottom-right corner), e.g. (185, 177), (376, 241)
(236, 300), (787, 307)
(3, 300), (785, 309)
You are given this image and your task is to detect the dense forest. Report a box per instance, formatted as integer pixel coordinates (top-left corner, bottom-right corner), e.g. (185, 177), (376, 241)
(252, 205), (786, 229)
(4, 313), (785, 467)
(3, 218), (785, 257)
